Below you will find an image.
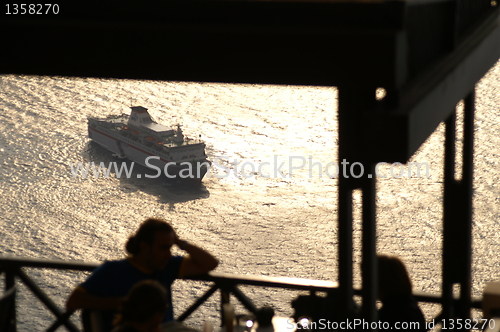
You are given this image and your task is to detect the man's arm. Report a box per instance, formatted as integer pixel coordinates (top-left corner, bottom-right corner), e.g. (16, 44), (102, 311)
(66, 287), (124, 311)
(176, 239), (219, 277)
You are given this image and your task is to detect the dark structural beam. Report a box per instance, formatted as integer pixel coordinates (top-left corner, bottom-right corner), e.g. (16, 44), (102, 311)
(1, 0), (409, 86)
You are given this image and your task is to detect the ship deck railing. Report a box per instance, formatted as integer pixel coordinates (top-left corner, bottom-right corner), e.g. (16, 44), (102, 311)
(95, 124), (204, 148)
(0, 256), (483, 332)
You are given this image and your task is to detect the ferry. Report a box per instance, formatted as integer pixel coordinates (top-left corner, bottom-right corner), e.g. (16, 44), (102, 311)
(88, 106), (211, 182)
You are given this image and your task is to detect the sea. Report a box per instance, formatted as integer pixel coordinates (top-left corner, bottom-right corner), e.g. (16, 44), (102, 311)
(0, 60), (499, 331)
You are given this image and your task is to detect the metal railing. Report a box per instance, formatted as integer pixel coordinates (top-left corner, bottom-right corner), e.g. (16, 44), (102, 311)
(0, 256), (482, 332)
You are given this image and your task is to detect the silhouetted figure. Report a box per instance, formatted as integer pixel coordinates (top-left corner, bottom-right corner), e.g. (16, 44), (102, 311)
(256, 306), (274, 328)
(377, 255), (427, 332)
(112, 280), (168, 332)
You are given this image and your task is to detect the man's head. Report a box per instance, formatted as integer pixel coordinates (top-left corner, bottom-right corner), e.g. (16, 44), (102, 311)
(126, 218), (176, 271)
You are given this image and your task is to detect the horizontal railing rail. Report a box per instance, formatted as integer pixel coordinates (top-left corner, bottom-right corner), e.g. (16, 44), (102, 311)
(0, 256), (483, 332)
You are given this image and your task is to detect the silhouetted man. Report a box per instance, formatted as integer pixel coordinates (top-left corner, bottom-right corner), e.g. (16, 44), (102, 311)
(66, 218), (218, 332)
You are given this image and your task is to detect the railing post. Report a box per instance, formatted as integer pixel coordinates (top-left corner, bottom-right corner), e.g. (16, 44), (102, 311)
(3, 267), (17, 332)
(220, 288), (231, 327)
(5, 268), (16, 291)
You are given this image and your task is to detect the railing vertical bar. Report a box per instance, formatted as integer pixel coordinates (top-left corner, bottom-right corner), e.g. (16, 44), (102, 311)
(5, 268), (16, 291)
(3, 268), (17, 332)
(220, 288), (231, 327)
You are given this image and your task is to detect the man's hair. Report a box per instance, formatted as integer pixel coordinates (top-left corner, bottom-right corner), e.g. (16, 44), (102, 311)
(119, 280), (168, 324)
(125, 218), (174, 255)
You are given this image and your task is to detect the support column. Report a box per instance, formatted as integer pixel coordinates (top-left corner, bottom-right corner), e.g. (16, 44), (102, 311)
(361, 164), (378, 324)
(442, 90), (475, 326)
(337, 86), (378, 325)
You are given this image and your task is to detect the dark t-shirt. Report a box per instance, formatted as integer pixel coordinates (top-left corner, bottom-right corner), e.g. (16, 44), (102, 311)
(111, 323), (141, 332)
(80, 256), (184, 332)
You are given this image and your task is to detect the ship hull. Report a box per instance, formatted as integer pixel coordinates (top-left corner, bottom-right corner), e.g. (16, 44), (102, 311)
(88, 125), (210, 182)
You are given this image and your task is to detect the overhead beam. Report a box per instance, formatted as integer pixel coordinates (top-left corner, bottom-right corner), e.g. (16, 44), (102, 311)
(363, 13), (500, 162)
